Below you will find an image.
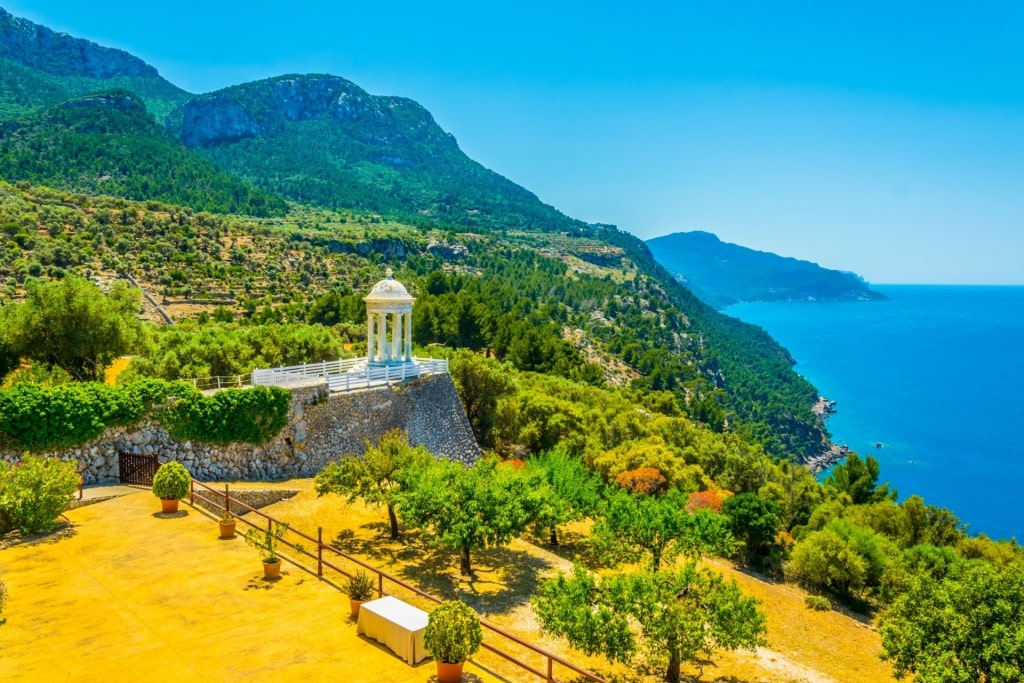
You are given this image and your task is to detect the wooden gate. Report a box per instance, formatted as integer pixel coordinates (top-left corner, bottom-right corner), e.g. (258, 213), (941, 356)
(119, 452), (159, 486)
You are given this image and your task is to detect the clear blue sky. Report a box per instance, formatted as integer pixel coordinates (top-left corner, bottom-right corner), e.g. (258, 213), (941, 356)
(8, 1), (1024, 284)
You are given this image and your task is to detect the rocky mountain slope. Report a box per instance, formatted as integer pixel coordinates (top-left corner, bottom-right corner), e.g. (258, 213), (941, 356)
(0, 7), (190, 121)
(166, 74), (580, 233)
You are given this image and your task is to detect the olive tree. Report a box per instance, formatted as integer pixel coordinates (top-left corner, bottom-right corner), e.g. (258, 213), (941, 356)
(314, 429), (433, 539)
(398, 457), (540, 575)
(533, 562), (766, 683)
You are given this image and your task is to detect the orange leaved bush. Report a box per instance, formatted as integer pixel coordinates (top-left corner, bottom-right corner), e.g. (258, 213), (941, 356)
(615, 467), (667, 495)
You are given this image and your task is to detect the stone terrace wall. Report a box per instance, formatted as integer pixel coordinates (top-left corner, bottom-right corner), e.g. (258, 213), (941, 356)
(2, 373), (480, 484)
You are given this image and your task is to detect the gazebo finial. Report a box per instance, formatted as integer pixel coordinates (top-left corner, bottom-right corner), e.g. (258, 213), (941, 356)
(385, 267), (394, 279)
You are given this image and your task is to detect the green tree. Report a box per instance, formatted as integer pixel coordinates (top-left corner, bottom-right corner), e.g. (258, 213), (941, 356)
(4, 276), (143, 381)
(398, 457), (539, 575)
(824, 452), (895, 505)
(879, 561), (1024, 682)
(592, 488), (734, 571)
(788, 518), (891, 598)
(524, 448), (603, 545)
(722, 492), (782, 570)
(533, 562), (766, 683)
(449, 350), (514, 448)
(314, 429), (434, 539)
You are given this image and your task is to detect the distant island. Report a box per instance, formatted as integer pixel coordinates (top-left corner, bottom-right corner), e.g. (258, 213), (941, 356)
(647, 231), (886, 308)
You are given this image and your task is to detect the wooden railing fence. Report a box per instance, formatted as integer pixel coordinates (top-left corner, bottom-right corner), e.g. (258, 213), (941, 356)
(189, 478), (605, 683)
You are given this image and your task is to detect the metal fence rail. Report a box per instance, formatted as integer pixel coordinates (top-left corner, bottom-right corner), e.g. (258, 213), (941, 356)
(189, 478), (606, 683)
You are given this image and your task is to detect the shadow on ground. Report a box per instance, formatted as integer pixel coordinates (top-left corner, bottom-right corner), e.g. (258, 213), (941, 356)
(331, 522), (557, 616)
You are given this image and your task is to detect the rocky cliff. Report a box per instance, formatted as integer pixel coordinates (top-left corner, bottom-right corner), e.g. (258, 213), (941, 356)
(0, 7), (158, 79)
(174, 74), (457, 152)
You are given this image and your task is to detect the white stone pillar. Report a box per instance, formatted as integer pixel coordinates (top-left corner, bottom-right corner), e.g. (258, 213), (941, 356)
(377, 312), (386, 362)
(366, 313), (374, 362)
(391, 312), (401, 361)
(405, 312), (413, 360)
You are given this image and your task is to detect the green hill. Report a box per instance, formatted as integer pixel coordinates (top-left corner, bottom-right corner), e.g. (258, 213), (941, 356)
(167, 74), (581, 234)
(0, 7), (190, 122)
(648, 231), (885, 308)
(0, 90), (285, 216)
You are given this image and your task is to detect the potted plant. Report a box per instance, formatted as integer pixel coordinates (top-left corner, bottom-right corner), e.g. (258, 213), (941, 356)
(423, 599), (483, 683)
(218, 509), (237, 539)
(244, 521), (290, 579)
(343, 571), (375, 618)
(151, 461), (191, 514)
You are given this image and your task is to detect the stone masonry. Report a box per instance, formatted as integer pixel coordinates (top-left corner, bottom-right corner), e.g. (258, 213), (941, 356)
(3, 373), (480, 484)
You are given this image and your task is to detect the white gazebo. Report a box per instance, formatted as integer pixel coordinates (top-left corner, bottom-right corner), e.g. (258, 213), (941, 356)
(363, 268), (415, 366)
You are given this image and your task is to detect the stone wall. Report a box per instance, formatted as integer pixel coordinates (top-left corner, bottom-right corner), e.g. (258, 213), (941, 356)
(3, 373), (480, 484)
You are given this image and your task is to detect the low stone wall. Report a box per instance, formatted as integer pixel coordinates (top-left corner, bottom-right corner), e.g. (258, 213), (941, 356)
(2, 373), (480, 484)
(191, 488), (300, 516)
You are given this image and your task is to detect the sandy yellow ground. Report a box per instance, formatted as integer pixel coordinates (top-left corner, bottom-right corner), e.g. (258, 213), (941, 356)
(0, 491), (504, 683)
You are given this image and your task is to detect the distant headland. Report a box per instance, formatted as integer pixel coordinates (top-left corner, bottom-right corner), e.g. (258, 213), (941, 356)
(647, 231), (885, 309)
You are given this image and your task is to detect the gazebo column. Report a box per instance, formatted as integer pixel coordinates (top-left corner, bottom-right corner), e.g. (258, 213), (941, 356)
(377, 312), (386, 362)
(392, 312), (402, 362)
(366, 313), (375, 362)
(404, 312), (413, 360)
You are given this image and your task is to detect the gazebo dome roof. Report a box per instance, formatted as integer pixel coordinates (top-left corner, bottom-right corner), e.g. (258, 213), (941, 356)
(364, 268), (415, 305)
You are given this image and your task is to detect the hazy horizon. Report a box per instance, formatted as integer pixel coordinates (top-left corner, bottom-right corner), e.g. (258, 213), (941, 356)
(7, 1), (1024, 285)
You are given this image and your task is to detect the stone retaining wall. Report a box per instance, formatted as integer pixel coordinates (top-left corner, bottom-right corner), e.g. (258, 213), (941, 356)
(2, 373), (480, 484)
(191, 488), (300, 516)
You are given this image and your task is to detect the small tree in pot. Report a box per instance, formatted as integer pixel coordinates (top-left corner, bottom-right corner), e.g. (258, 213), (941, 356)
(344, 571), (375, 618)
(423, 599), (483, 683)
(244, 521), (290, 579)
(152, 461), (191, 514)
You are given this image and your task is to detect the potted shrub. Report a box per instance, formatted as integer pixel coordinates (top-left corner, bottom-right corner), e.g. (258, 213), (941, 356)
(218, 509), (237, 539)
(244, 521), (290, 579)
(423, 599), (483, 683)
(344, 571), (375, 618)
(152, 461), (191, 514)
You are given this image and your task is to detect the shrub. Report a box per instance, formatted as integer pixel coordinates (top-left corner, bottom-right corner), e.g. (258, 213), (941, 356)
(344, 571), (375, 601)
(423, 600), (483, 664)
(687, 489), (725, 513)
(615, 467), (667, 495)
(805, 595), (831, 611)
(164, 386), (290, 445)
(0, 455), (80, 533)
(151, 461), (191, 500)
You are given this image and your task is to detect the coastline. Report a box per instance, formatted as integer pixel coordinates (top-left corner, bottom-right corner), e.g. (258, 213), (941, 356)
(805, 443), (849, 475)
(806, 396), (845, 475)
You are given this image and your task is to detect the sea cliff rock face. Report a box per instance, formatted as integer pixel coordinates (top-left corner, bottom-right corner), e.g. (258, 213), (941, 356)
(175, 74), (457, 151)
(0, 8), (159, 79)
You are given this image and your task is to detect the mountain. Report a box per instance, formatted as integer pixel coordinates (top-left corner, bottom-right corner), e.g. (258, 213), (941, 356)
(0, 7), (190, 121)
(0, 10), (829, 461)
(647, 230), (885, 308)
(166, 74), (582, 233)
(0, 89), (285, 215)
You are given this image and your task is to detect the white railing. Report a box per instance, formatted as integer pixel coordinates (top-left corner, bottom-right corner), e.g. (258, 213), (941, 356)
(188, 374), (251, 390)
(251, 357), (448, 392)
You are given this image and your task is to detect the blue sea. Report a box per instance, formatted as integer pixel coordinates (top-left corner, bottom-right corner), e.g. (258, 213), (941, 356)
(727, 285), (1024, 541)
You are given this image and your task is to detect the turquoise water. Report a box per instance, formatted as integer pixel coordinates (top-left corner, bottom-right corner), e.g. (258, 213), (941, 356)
(727, 285), (1024, 540)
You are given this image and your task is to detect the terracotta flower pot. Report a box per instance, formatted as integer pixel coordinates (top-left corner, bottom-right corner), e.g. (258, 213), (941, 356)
(263, 559), (281, 579)
(436, 660), (464, 683)
(349, 598), (365, 618)
(160, 498), (179, 514)
(219, 520), (236, 539)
